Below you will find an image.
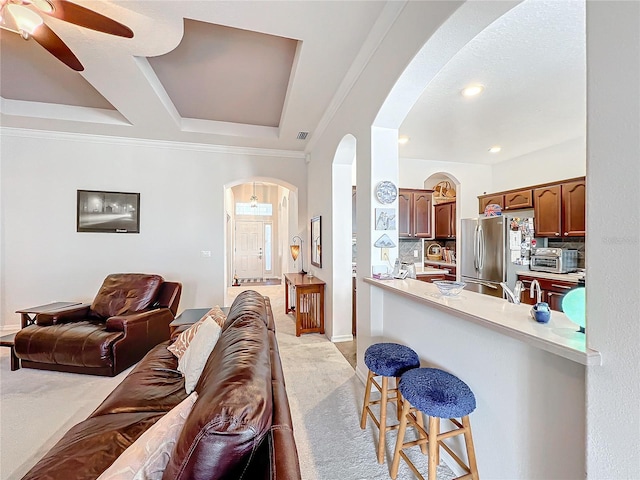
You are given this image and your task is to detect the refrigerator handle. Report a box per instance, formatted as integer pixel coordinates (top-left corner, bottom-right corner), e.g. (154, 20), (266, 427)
(478, 224), (485, 270)
(473, 225), (479, 270)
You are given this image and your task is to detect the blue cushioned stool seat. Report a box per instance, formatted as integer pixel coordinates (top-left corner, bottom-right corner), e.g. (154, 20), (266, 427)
(361, 343), (421, 464)
(390, 368), (479, 480)
(399, 367), (476, 419)
(365, 343), (420, 377)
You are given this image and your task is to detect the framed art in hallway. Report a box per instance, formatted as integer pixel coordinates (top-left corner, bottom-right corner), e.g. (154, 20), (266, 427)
(311, 215), (322, 268)
(77, 190), (140, 233)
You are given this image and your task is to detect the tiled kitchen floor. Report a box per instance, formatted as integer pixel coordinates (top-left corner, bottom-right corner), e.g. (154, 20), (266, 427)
(335, 339), (356, 369)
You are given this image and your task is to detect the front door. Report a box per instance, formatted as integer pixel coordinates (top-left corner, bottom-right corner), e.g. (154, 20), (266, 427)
(235, 221), (264, 280)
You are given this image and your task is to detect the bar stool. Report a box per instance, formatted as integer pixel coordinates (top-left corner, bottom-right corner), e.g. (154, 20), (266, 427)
(390, 367), (479, 480)
(360, 342), (420, 463)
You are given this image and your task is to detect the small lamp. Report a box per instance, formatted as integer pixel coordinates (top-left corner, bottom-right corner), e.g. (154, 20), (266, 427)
(290, 235), (306, 274)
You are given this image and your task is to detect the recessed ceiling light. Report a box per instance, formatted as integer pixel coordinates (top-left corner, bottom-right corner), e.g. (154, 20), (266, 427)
(398, 135), (410, 145)
(488, 145), (502, 153)
(461, 84), (484, 97)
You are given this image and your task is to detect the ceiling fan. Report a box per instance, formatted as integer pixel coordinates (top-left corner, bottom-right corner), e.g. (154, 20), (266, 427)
(0, 0), (133, 71)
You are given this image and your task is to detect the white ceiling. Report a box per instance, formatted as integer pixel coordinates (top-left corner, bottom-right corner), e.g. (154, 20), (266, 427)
(0, 0), (585, 164)
(399, 0), (586, 165)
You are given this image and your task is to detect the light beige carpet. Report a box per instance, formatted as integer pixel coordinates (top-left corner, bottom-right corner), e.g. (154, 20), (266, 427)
(1, 286), (456, 480)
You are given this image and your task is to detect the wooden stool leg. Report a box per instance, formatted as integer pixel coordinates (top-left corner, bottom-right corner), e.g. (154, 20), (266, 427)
(377, 376), (389, 464)
(390, 397), (411, 479)
(360, 370), (374, 429)
(416, 410), (427, 454)
(428, 416), (440, 480)
(462, 416), (480, 480)
(395, 377), (402, 421)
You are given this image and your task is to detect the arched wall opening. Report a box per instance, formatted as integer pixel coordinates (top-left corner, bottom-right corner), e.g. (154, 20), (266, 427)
(223, 177), (300, 294)
(425, 172), (460, 272)
(361, 2), (522, 366)
(330, 134), (357, 342)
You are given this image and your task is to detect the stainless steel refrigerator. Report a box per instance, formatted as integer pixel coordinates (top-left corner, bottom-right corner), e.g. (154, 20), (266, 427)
(460, 214), (538, 298)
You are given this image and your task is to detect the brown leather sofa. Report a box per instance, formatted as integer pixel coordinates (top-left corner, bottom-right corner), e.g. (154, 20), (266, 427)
(21, 289), (302, 480)
(14, 273), (182, 376)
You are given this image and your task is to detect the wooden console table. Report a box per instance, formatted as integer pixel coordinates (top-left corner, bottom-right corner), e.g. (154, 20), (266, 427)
(284, 273), (325, 337)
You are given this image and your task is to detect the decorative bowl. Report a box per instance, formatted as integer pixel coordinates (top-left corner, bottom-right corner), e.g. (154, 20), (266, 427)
(432, 280), (466, 296)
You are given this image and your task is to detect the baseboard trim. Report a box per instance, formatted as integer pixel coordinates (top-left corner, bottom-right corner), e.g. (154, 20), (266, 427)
(331, 334), (354, 343)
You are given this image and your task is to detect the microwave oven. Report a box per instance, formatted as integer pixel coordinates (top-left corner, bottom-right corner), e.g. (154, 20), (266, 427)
(530, 248), (578, 274)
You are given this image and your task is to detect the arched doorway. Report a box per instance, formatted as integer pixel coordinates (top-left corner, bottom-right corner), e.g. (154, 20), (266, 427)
(224, 178), (299, 291)
(331, 134), (357, 343)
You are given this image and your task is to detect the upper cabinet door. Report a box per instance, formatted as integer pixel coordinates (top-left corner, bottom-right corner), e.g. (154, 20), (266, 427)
(413, 191), (433, 238)
(504, 189), (533, 210)
(398, 190), (412, 237)
(562, 180), (586, 236)
(478, 194), (504, 214)
(534, 185), (562, 237)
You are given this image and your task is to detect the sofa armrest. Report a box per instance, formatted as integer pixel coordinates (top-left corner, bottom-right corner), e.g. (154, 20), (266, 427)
(106, 308), (173, 332)
(35, 305), (91, 326)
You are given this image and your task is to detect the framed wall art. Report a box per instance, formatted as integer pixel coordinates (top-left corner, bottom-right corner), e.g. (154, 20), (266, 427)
(311, 215), (322, 268)
(375, 208), (396, 230)
(77, 189), (140, 233)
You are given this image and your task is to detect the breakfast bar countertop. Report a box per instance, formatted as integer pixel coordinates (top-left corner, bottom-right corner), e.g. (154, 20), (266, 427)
(364, 277), (600, 366)
(516, 270), (585, 283)
(415, 266), (449, 276)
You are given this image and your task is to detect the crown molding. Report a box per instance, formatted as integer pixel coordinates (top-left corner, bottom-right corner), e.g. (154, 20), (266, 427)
(0, 127), (307, 159)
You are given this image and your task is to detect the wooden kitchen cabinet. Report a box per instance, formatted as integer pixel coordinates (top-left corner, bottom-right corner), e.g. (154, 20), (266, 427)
(533, 185), (562, 237)
(518, 275), (576, 312)
(534, 178), (585, 238)
(398, 189), (433, 238)
(478, 194), (504, 214)
(434, 202), (456, 239)
(504, 189), (533, 210)
(561, 180), (586, 236)
(417, 274), (447, 283)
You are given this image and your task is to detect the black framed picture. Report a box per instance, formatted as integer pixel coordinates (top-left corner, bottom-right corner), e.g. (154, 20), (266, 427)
(77, 190), (140, 233)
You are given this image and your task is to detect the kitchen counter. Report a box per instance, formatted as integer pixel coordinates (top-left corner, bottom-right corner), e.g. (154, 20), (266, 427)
(424, 260), (456, 268)
(516, 270), (585, 283)
(415, 265), (449, 276)
(361, 274), (594, 479)
(364, 276), (600, 366)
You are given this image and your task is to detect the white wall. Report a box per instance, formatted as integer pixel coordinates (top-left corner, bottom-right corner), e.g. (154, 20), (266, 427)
(0, 129), (306, 330)
(491, 136), (586, 192)
(585, 2), (640, 477)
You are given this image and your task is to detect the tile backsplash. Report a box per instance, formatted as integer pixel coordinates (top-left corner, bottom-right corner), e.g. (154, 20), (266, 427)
(399, 238), (421, 263)
(546, 237), (586, 268)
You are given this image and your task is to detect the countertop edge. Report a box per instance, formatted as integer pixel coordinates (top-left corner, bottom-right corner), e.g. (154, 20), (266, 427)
(364, 277), (601, 366)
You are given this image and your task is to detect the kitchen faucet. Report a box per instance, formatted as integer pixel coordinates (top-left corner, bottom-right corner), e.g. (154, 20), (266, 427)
(500, 280), (524, 304)
(530, 279), (542, 303)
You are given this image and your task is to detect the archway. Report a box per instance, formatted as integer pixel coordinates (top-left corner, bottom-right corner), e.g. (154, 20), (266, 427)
(223, 177), (300, 292)
(331, 134), (357, 342)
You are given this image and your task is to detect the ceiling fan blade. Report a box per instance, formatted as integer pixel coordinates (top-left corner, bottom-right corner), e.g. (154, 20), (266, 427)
(45, 0), (133, 38)
(31, 23), (83, 70)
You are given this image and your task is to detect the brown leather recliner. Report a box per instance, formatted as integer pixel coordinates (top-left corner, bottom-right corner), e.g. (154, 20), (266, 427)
(14, 273), (182, 376)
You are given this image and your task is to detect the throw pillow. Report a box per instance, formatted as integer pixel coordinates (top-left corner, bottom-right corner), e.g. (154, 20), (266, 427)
(178, 317), (222, 394)
(96, 391), (198, 480)
(202, 305), (227, 328)
(167, 306), (226, 360)
(167, 316), (207, 360)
